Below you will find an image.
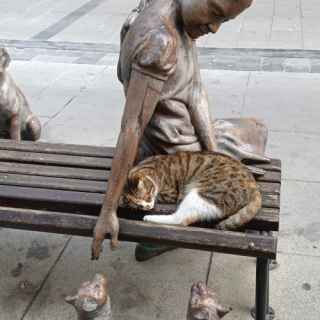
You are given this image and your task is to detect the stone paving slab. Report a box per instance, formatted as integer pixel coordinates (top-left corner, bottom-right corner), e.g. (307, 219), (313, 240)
(0, 0), (89, 40)
(243, 72), (320, 134)
(41, 66), (124, 146)
(1, 0), (320, 50)
(4, 39), (320, 74)
(0, 229), (69, 320)
(278, 180), (320, 257)
(208, 252), (320, 320)
(24, 238), (210, 320)
(267, 131), (320, 182)
(201, 70), (249, 118)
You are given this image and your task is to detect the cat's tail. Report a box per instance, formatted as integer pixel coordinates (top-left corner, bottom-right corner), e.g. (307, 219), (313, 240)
(217, 188), (262, 230)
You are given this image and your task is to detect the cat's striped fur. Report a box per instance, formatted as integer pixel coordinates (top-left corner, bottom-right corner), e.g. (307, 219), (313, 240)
(124, 151), (262, 230)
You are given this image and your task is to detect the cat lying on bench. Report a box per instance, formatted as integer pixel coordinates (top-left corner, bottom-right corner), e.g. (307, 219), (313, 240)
(0, 48), (41, 141)
(123, 151), (261, 230)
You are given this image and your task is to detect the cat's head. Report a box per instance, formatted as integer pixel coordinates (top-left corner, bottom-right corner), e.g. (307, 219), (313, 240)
(124, 171), (158, 211)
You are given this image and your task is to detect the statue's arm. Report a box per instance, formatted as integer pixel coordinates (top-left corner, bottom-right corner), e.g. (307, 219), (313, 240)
(120, 0), (151, 44)
(189, 86), (217, 152)
(92, 66), (167, 259)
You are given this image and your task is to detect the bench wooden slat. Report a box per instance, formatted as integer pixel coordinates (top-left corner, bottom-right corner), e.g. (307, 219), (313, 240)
(0, 172), (280, 197)
(0, 185), (279, 231)
(0, 139), (281, 172)
(0, 182), (279, 208)
(0, 139), (114, 158)
(0, 206), (277, 259)
(0, 150), (113, 169)
(0, 163), (281, 195)
(0, 162), (110, 181)
(0, 140), (281, 170)
(0, 152), (281, 183)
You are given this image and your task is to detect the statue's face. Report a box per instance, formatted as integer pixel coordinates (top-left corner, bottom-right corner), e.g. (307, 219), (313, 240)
(181, 0), (253, 39)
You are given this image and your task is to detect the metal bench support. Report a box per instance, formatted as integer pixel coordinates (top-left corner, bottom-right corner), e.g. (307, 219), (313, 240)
(252, 257), (275, 320)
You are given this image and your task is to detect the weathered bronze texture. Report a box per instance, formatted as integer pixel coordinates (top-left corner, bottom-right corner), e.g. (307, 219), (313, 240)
(0, 48), (41, 141)
(92, 0), (267, 259)
(65, 273), (113, 320)
(187, 282), (231, 320)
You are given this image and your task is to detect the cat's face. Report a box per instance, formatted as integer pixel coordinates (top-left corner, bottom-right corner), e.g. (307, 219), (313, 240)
(124, 173), (157, 211)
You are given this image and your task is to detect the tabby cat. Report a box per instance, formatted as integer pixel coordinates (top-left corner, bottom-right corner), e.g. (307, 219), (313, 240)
(123, 151), (261, 230)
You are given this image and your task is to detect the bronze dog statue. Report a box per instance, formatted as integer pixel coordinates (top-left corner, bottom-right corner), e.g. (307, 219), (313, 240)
(0, 48), (41, 141)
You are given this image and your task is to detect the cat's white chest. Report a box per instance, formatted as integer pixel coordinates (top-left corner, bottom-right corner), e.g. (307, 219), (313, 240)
(144, 189), (224, 225)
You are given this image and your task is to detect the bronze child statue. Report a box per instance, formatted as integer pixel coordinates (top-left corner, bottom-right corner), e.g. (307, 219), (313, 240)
(92, 0), (268, 259)
(0, 48), (41, 141)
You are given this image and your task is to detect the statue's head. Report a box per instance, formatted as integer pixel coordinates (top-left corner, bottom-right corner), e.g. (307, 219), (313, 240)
(180, 0), (253, 39)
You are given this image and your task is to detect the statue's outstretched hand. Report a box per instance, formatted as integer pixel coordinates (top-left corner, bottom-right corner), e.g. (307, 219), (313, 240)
(91, 210), (119, 260)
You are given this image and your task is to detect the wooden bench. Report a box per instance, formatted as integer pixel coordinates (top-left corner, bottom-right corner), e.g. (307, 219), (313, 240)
(0, 139), (281, 320)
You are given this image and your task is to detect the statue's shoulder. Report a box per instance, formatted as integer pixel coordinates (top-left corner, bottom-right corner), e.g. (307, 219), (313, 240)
(134, 19), (178, 76)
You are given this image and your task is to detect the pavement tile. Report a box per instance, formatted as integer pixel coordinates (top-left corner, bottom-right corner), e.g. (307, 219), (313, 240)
(272, 16), (301, 32)
(25, 63), (104, 117)
(41, 66), (124, 146)
(51, 11), (126, 45)
(303, 32), (320, 50)
(278, 180), (320, 257)
(0, 229), (69, 320)
(208, 252), (320, 320)
(243, 71), (320, 134)
(267, 131), (320, 182)
(24, 237), (210, 320)
(201, 70), (250, 118)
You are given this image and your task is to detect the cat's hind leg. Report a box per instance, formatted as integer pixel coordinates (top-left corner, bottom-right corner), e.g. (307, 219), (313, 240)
(216, 190), (261, 230)
(143, 189), (224, 226)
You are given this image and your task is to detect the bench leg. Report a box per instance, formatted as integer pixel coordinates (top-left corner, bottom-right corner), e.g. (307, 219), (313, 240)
(251, 257), (275, 320)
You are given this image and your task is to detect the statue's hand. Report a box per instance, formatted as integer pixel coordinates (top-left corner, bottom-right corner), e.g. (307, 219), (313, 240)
(91, 210), (120, 260)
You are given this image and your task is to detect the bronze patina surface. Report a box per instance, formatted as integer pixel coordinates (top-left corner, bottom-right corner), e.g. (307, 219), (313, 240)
(0, 48), (41, 141)
(92, 0), (269, 259)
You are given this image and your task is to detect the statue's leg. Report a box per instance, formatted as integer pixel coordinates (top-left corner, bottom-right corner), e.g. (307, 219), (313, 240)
(213, 118), (269, 163)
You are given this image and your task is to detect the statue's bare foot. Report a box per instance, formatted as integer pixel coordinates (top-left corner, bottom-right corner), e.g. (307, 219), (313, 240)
(187, 282), (231, 320)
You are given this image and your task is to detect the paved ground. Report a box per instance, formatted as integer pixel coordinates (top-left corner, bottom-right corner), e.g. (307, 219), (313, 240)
(0, 0), (320, 319)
